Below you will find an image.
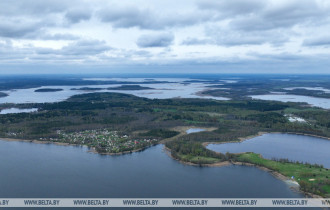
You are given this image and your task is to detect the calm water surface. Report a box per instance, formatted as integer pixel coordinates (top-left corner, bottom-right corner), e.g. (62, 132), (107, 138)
(207, 134), (330, 168)
(0, 108), (38, 114)
(0, 140), (304, 199)
(186, 128), (206, 134)
(0, 80), (229, 104)
(250, 94), (330, 109)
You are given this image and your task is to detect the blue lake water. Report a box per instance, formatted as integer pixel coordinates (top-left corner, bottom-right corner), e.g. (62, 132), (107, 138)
(207, 133), (330, 168)
(0, 108), (38, 114)
(250, 94), (330, 109)
(0, 80), (229, 104)
(186, 128), (206, 134)
(0, 140), (304, 199)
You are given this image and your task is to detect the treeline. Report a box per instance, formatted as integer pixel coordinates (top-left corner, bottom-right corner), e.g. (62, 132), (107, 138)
(270, 158), (324, 168)
(138, 129), (179, 138)
(166, 140), (226, 164)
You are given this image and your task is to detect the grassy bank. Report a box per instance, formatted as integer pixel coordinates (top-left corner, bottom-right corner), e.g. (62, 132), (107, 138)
(235, 153), (330, 197)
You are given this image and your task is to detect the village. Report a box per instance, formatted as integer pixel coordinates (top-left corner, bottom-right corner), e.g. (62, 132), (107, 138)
(52, 129), (159, 153)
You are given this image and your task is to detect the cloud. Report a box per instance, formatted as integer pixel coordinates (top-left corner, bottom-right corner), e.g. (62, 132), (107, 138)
(0, 0), (79, 16)
(0, 18), (45, 38)
(36, 39), (112, 56)
(0, 0), (330, 74)
(181, 38), (213, 45)
(37, 33), (80, 40)
(136, 33), (174, 48)
(65, 8), (92, 24)
(97, 6), (213, 30)
(98, 6), (156, 29)
(229, 0), (329, 31)
(197, 0), (266, 16)
(203, 25), (288, 46)
(303, 36), (330, 46)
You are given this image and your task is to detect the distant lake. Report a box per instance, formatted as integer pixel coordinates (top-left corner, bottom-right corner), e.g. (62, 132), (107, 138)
(0, 108), (38, 114)
(0, 140), (303, 199)
(207, 133), (330, 168)
(186, 128), (206, 134)
(250, 94), (330, 109)
(283, 87), (330, 93)
(0, 80), (229, 104)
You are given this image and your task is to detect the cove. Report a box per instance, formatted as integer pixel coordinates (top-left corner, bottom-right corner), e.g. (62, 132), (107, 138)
(0, 139), (304, 199)
(207, 133), (330, 168)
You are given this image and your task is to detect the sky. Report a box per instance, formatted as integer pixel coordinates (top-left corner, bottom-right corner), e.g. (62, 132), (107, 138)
(0, 0), (330, 74)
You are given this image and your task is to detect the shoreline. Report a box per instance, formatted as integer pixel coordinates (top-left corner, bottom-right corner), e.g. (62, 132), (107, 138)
(0, 135), (326, 198)
(0, 137), (158, 156)
(2, 130), (329, 156)
(163, 146), (231, 167)
(87, 144), (157, 156)
(0, 137), (86, 147)
(164, 145), (323, 198)
(202, 131), (330, 147)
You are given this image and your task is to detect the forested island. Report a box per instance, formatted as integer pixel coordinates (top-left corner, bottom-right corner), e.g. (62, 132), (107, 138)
(71, 87), (104, 91)
(201, 77), (330, 100)
(0, 92), (8, 98)
(0, 92), (329, 197)
(34, 88), (63, 92)
(107, 85), (154, 90)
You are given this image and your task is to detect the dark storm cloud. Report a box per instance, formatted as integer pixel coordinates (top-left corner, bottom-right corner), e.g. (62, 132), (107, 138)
(136, 33), (174, 48)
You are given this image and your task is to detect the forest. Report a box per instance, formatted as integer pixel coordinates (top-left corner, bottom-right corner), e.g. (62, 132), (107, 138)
(0, 91), (329, 197)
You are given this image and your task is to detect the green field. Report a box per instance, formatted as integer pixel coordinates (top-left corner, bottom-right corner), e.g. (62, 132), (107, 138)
(236, 153), (330, 197)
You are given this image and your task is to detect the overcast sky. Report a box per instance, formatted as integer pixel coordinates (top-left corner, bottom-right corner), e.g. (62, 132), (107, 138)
(0, 0), (330, 74)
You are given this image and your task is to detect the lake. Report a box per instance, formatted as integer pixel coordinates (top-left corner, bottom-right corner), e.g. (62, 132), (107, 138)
(0, 140), (304, 199)
(0, 108), (38, 114)
(0, 80), (229, 104)
(186, 128), (206, 134)
(250, 94), (330, 109)
(207, 133), (330, 168)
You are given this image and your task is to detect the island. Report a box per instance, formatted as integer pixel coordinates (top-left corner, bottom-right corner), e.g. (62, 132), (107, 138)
(0, 92), (8, 98)
(70, 87), (104, 91)
(107, 85), (154, 90)
(34, 88), (63, 92)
